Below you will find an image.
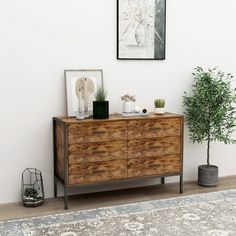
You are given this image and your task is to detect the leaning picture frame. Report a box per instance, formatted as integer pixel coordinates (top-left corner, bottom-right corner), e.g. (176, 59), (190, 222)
(65, 69), (104, 117)
(117, 0), (166, 60)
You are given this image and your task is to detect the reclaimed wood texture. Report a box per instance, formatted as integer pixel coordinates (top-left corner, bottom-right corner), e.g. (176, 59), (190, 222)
(53, 114), (183, 186)
(56, 112), (181, 124)
(68, 121), (127, 144)
(68, 141), (127, 164)
(128, 118), (181, 139)
(128, 137), (180, 159)
(55, 122), (65, 180)
(68, 160), (127, 185)
(128, 155), (180, 178)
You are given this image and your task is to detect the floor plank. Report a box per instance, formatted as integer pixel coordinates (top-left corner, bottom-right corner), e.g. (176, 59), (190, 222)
(0, 175), (236, 221)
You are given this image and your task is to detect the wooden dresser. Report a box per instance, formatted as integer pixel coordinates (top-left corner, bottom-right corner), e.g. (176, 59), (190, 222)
(53, 113), (184, 209)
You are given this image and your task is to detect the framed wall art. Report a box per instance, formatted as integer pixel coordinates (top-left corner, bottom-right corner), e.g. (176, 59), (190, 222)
(117, 0), (166, 60)
(65, 69), (104, 117)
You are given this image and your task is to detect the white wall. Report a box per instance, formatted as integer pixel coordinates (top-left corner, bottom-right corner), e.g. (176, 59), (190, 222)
(0, 0), (236, 204)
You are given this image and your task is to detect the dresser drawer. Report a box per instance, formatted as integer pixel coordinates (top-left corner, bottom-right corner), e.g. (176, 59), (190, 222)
(128, 155), (180, 178)
(68, 140), (127, 164)
(128, 137), (180, 159)
(128, 118), (181, 139)
(68, 121), (127, 144)
(68, 160), (127, 185)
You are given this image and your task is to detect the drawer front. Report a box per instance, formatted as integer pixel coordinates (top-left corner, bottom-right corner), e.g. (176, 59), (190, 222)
(128, 155), (180, 178)
(128, 118), (181, 139)
(68, 121), (127, 144)
(68, 140), (127, 164)
(128, 137), (180, 159)
(68, 160), (127, 185)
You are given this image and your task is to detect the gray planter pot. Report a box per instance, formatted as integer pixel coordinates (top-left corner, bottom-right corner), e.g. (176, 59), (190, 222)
(198, 165), (218, 187)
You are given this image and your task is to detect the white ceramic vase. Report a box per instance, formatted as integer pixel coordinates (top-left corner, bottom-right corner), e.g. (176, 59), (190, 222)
(155, 108), (165, 114)
(135, 21), (146, 46)
(123, 102), (134, 113)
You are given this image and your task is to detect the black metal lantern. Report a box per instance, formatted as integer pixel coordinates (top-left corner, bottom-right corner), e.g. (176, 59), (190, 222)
(21, 168), (44, 207)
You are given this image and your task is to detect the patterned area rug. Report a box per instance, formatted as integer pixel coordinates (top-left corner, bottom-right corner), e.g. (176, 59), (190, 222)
(1, 189), (236, 236)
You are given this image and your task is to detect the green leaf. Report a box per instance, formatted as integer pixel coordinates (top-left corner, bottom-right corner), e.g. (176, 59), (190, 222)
(183, 67), (236, 164)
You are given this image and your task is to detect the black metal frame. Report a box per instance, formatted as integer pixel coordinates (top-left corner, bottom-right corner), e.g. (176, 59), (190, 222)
(53, 116), (184, 210)
(117, 0), (167, 60)
(180, 116), (184, 193)
(21, 168), (45, 207)
(53, 118), (69, 209)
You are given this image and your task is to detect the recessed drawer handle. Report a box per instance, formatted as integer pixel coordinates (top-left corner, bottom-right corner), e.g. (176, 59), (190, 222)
(149, 146), (160, 150)
(93, 151), (106, 155)
(94, 170), (106, 174)
(149, 127), (161, 131)
(93, 131), (106, 135)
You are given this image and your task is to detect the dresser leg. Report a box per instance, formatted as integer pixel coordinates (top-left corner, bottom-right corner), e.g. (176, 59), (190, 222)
(161, 177), (165, 184)
(54, 177), (57, 198)
(64, 184), (68, 210)
(180, 175), (183, 193)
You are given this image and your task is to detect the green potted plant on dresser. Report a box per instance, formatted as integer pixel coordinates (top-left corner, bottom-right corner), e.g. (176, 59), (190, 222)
(93, 87), (109, 119)
(183, 67), (236, 186)
(154, 98), (165, 114)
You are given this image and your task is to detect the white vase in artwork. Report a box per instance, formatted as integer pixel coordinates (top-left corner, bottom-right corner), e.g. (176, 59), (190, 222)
(135, 21), (146, 46)
(123, 101), (134, 113)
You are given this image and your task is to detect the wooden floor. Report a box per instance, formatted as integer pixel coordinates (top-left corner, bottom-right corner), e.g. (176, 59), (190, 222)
(0, 175), (236, 221)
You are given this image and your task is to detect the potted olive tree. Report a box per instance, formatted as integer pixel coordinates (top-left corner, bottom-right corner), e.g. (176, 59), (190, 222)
(183, 67), (236, 186)
(93, 87), (109, 119)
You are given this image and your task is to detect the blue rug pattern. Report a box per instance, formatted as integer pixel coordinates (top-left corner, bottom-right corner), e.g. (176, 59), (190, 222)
(1, 189), (236, 235)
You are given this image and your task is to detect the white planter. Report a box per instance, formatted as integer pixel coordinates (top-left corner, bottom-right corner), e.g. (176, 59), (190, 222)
(123, 102), (134, 113)
(155, 108), (165, 114)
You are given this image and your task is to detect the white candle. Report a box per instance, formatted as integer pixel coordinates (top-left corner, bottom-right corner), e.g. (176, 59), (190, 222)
(78, 89), (82, 113)
(84, 78), (88, 113)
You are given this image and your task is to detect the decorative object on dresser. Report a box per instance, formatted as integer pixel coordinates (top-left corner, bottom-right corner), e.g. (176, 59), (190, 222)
(117, 0), (166, 60)
(183, 67), (236, 187)
(53, 113), (184, 209)
(154, 98), (165, 114)
(133, 105), (141, 113)
(64, 69), (103, 117)
(93, 86), (109, 119)
(21, 168), (44, 207)
(119, 94), (147, 117)
(121, 94), (136, 113)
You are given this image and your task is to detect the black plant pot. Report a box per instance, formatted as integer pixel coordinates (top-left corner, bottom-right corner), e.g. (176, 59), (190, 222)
(93, 101), (109, 119)
(198, 165), (218, 187)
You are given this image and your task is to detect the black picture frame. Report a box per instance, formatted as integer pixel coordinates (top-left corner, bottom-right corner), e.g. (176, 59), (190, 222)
(117, 0), (166, 60)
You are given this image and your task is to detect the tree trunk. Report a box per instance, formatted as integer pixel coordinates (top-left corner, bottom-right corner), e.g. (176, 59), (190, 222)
(207, 138), (210, 166)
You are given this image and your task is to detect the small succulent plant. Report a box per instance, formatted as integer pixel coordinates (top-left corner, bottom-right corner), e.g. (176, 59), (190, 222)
(24, 187), (39, 199)
(95, 87), (107, 102)
(121, 94), (136, 102)
(154, 99), (165, 108)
